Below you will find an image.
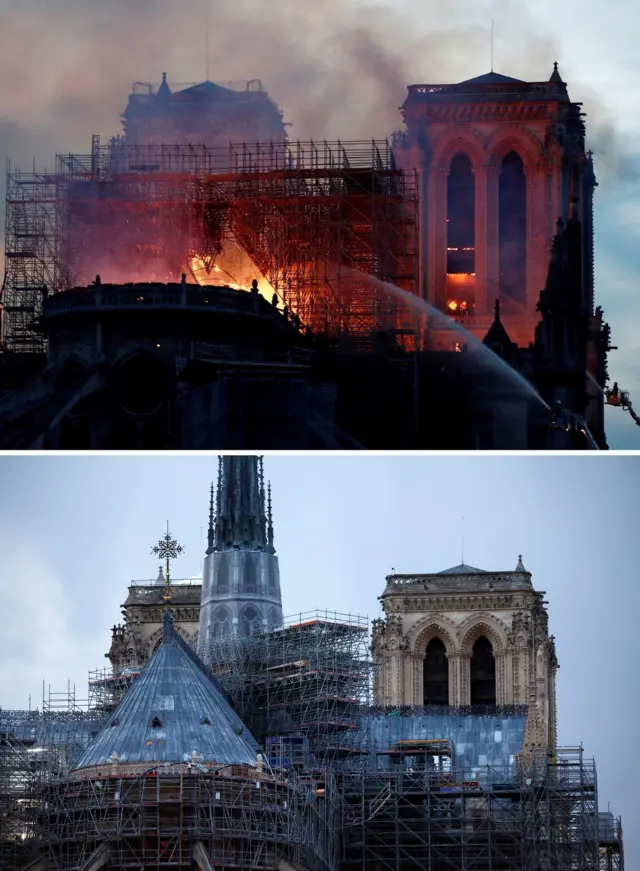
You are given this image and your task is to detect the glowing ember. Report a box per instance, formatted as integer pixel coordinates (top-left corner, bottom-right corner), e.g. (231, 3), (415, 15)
(188, 241), (279, 306)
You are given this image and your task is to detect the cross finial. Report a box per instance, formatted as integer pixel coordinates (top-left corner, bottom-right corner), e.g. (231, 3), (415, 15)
(151, 522), (184, 604)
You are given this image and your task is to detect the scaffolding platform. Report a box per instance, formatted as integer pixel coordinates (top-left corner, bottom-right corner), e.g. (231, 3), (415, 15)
(3, 139), (418, 352)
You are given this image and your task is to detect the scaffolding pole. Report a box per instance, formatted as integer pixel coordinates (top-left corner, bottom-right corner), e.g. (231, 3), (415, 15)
(3, 140), (419, 352)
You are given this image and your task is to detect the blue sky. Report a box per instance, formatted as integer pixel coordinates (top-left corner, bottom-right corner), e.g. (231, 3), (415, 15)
(0, 453), (637, 859)
(0, 0), (638, 445)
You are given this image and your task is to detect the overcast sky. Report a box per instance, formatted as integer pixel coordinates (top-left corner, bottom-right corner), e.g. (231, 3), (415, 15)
(0, 0), (638, 446)
(0, 453), (637, 858)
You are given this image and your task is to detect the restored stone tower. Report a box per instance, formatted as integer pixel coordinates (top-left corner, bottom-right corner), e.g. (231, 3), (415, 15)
(198, 456), (283, 659)
(397, 64), (596, 348)
(371, 557), (558, 753)
(106, 569), (201, 673)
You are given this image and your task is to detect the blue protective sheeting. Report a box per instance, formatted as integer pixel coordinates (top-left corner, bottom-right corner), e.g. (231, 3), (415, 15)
(347, 711), (527, 773)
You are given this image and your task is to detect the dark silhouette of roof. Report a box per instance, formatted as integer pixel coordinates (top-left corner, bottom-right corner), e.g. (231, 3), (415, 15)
(483, 299), (517, 359)
(75, 611), (258, 770)
(549, 61), (564, 83)
(459, 72), (525, 85)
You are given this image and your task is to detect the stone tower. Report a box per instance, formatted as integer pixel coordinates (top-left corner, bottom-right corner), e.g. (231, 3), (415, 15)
(371, 557), (558, 752)
(198, 456), (283, 660)
(397, 64), (596, 348)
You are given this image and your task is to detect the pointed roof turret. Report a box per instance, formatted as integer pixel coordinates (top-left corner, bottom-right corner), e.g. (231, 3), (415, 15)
(515, 554), (527, 572)
(157, 71), (172, 99)
(155, 565), (165, 585)
(483, 299), (517, 358)
(74, 611), (258, 770)
(550, 61), (564, 83)
(214, 456), (273, 553)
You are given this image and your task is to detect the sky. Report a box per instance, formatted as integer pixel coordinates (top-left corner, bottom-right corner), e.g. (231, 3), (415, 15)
(0, 452), (637, 859)
(0, 0), (639, 446)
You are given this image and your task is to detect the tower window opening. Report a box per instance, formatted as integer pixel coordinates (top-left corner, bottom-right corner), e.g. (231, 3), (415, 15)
(151, 716), (163, 728)
(498, 151), (527, 306)
(470, 636), (496, 705)
(423, 637), (449, 705)
(446, 153), (476, 314)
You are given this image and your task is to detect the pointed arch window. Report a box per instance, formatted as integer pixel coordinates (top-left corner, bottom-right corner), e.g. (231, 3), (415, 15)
(212, 606), (231, 639)
(239, 605), (262, 638)
(470, 636), (496, 705)
(423, 638), (449, 705)
(498, 151), (527, 306)
(446, 152), (476, 316)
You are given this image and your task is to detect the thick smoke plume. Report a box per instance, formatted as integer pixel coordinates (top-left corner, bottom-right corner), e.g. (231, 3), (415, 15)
(0, 0), (634, 179)
(0, 0), (638, 327)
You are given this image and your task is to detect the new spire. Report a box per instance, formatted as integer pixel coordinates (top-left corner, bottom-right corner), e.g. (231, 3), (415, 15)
(213, 456), (274, 553)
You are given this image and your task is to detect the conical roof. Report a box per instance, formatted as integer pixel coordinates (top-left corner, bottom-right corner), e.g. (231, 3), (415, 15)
(75, 612), (258, 770)
(459, 71), (524, 85)
(436, 563), (487, 575)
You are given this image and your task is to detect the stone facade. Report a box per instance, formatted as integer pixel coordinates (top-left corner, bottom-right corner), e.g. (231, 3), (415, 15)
(397, 67), (595, 348)
(371, 559), (558, 752)
(106, 573), (201, 672)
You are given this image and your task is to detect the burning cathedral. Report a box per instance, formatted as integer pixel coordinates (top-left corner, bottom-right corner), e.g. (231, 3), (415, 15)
(0, 456), (626, 870)
(0, 65), (620, 449)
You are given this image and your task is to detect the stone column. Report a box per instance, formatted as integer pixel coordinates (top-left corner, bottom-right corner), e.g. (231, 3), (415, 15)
(484, 164), (500, 313)
(494, 651), (507, 705)
(386, 643), (402, 706)
(427, 165), (449, 309)
(412, 148), (429, 302)
(457, 655), (471, 706)
(448, 654), (464, 706)
(526, 164), (550, 319)
(473, 165), (489, 316)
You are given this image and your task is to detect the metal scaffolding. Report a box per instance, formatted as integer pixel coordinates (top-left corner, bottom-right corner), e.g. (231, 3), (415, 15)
(0, 616), (625, 871)
(88, 666), (140, 713)
(0, 730), (39, 871)
(206, 610), (372, 765)
(337, 748), (623, 871)
(40, 763), (337, 871)
(3, 139), (418, 352)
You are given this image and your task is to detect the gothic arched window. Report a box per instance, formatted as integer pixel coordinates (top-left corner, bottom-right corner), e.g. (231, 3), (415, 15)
(447, 152), (475, 274)
(446, 152), (476, 316)
(239, 605), (262, 638)
(470, 636), (496, 705)
(213, 606), (231, 639)
(498, 151), (527, 306)
(423, 638), (449, 705)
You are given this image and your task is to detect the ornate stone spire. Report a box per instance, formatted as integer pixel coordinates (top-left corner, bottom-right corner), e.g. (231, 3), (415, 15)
(214, 456), (273, 553)
(516, 554), (526, 572)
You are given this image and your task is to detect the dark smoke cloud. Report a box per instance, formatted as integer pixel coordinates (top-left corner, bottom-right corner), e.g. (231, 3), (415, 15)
(0, 0), (637, 296)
